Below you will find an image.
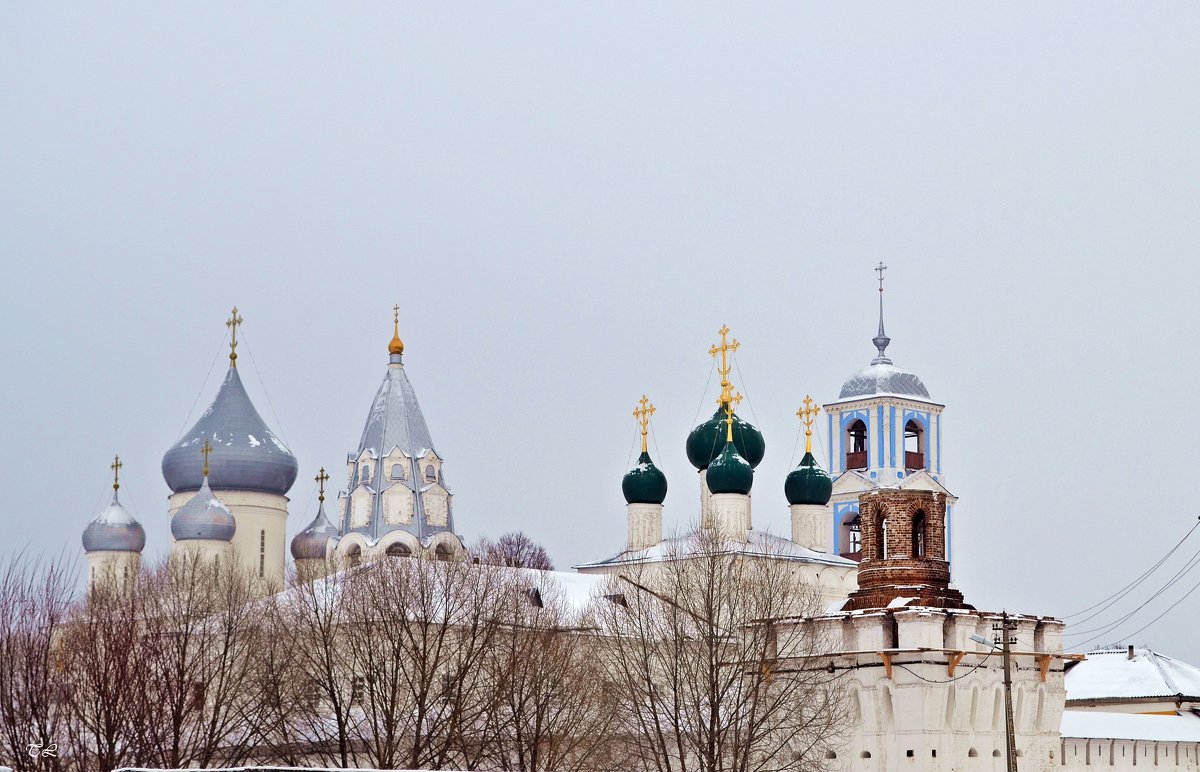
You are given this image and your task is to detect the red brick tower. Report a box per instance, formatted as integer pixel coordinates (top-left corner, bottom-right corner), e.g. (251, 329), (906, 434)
(844, 487), (967, 611)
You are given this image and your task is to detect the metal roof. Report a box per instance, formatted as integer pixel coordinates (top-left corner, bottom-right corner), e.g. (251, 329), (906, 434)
(838, 361), (931, 400)
(171, 476), (236, 542)
(291, 500), (339, 560)
(162, 365), (298, 496)
(1066, 646), (1200, 703)
(341, 352), (456, 542)
(82, 492), (146, 553)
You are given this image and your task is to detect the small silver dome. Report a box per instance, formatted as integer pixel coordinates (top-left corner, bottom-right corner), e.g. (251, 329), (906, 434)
(82, 493), (146, 553)
(162, 366), (298, 496)
(291, 501), (339, 560)
(171, 477), (236, 542)
(839, 361), (930, 399)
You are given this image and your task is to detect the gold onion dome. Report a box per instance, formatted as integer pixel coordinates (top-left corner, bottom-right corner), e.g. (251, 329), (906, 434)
(389, 304), (405, 356)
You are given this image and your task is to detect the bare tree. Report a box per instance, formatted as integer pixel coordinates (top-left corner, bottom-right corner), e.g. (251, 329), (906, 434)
(475, 533), (554, 571)
(0, 552), (75, 772)
(591, 526), (850, 772)
(132, 552), (262, 768)
(340, 555), (507, 770)
(480, 573), (615, 772)
(59, 577), (148, 772)
(269, 561), (360, 768)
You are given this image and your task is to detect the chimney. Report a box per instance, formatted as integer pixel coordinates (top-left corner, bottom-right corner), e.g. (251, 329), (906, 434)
(1128, 645), (1135, 660)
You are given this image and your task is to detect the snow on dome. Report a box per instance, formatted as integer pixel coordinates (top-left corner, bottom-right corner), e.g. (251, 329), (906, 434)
(838, 361), (931, 400)
(171, 477), (236, 542)
(82, 493), (146, 553)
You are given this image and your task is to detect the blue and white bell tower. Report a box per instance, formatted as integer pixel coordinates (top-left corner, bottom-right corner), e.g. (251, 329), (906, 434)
(822, 264), (953, 562)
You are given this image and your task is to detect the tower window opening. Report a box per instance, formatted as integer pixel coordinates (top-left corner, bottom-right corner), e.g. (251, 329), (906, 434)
(435, 544), (452, 562)
(425, 464), (437, 483)
(876, 513), (888, 560)
(912, 512), (927, 558)
(840, 513), (862, 560)
(347, 545), (362, 568)
(390, 464), (405, 481)
(360, 465), (371, 483)
(385, 542), (412, 558)
(845, 420), (867, 470)
(259, 530), (265, 578)
(904, 420), (925, 470)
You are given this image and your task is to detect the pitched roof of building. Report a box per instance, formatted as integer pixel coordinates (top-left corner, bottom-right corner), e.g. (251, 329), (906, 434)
(1066, 646), (1200, 703)
(1061, 710), (1200, 742)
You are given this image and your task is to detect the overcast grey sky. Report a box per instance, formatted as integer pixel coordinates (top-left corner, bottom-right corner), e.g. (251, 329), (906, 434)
(2, 4), (1198, 662)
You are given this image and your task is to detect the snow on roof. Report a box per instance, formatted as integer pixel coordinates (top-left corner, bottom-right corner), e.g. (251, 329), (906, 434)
(574, 529), (857, 570)
(1066, 647), (1200, 703)
(1060, 710), (1200, 742)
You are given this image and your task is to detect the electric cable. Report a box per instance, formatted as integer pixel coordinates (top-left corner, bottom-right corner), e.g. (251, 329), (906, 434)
(174, 328), (228, 438)
(1062, 518), (1200, 620)
(1065, 545), (1200, 639)
(892, 649), (996, 684)
(239, 330), (292, 447)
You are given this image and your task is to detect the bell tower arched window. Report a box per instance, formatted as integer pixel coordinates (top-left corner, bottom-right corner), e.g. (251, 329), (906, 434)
(904, 420), (925, 470)
(840, 513), (863, 559)
(846, 420), (867, 470)
(912, 511), (927, 558)
(876, 512), (887, 560)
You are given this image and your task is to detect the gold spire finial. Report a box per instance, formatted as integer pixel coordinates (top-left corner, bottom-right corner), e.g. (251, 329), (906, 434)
(709, 324), (744, 415)
(315, 467), (330, 503)
(225, 307), (244, 367)
(110, 454), (123, 493)
(633, 395), (656, 454)
(796, 395), (821, 454)
(200, 439), (213, 478)
(389, 304), (405, 356)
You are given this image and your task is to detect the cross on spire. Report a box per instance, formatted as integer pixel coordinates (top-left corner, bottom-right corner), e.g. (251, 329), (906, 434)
(872, 262), (892, 363)
(315, 467), (330, 503)
(226, 307), (244, 367)
(633, 395), (656, 454)
(796, 395), (821, 454)
(388, 303), (405, 357)
(201, 439), (213, 478)
(709, 324), (744, 411)
(110, 454), (123, 492)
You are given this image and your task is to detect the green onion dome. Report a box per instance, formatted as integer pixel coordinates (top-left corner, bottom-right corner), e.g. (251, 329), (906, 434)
(686, 406), (765, 470)
(705, 441), (754, 495)
(784, 451), (832, 506)
(622, 451), (668, 505)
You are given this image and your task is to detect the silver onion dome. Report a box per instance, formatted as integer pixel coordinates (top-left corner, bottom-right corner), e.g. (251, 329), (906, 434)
(839, 362), (930, 399)
(171, 476), (236, 542)
(82, 492), (146, 553)
(162, 366), (298, 496)
(291, 500), (339, 560)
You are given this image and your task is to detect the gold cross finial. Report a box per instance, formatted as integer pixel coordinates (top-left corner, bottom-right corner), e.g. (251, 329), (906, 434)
(388, 304), (405, 356)
(708, 324), (744, 413)
(796, 395), (821, 454)
(315, 467), (330, 503)
(110, 454), (123, 493)
(633, 395), (656, 454)
(225, 307), (244, 367)
(200, 439), (213, 478)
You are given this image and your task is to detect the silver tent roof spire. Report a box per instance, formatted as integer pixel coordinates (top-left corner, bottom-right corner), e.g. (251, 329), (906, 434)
(871, 260), (892, 364)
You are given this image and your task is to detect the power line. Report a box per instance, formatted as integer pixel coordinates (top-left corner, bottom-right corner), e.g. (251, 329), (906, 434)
(1062, 518), (1200, 621)
(1065, 544), (1200, 642)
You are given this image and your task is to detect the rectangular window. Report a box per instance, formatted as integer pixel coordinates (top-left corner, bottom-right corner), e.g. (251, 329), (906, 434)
(259, 530), (265, 578)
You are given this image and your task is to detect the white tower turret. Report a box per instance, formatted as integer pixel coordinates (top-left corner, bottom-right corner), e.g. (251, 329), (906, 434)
(82, 455), (145, 592)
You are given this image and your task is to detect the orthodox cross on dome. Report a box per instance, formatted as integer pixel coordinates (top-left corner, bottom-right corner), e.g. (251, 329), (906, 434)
(226, 307), (244, 367)
(200, 439), (213, 478)
(315, 467), (330, 503)
(633, 395), (656, 454)
(389, 304), (405, 356)
(796, 395), (821, 454)
(110, 454), (123, 492)
(872, 262), (892, 363)
(709, 324), (744, 410)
